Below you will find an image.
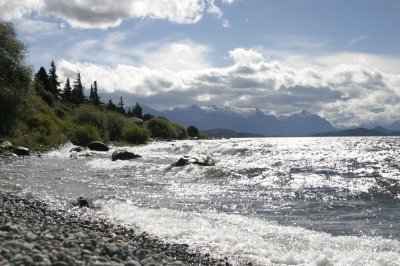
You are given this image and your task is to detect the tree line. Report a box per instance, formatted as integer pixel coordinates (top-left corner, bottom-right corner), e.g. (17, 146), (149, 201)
(33, 63), (144, 119)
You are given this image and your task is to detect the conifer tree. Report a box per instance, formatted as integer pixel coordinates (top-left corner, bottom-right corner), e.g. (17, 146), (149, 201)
(48, 60), (60, 97)
(89, 83), (94, 103)
(92, 81), (101, 105)
(71, 71), (85, 104)
(106, 99), (117, 111)
(133, 102), (143, 119)
(60, 78), (72, 102)
(35, 67), (50, 93)
(117, 96), (125, 115)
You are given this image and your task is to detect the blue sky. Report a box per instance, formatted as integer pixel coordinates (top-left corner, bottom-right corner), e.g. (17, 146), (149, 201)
(2, 0), (400, 126)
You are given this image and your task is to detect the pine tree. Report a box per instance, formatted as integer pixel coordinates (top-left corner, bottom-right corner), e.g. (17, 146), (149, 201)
(89, 83), (94, 104)
(126, 108), (132, 117)
(35, 67), (50, 93)
(48, 60), (60, 97)
(133, 102), (143, 119)
(117, 96), (125, 115)
(93, 81), (101, 105)
(106, 99), (117, 111)
(71, 71), (85, 104)
(60, 78), (72, 102)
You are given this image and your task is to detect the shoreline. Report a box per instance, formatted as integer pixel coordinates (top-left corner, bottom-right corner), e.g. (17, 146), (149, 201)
(0, 191), (235, 266)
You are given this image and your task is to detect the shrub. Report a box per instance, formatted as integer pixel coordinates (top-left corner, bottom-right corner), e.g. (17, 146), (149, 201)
(71, 104), (106, 132)
(26, 114), (55, 136)
(105, 112), (129, 141)
(122, 124), (149, 144)
(146, 117), (178, 139)
(187, 125), (200, 138)
(69, 125), (101, 146)
(173, 123), (187, 140)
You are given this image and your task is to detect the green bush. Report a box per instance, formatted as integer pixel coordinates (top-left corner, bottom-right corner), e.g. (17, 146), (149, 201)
(105, 112), (129, 141)
(71, 104), (106, 132)
(173, 123), (187, 140)
(26, 114), (55, 136)
(187, 125), (200, 138)
(69, 125), (101, 146)
(146, 117), (178, 139)
(122, 125), (149, 144)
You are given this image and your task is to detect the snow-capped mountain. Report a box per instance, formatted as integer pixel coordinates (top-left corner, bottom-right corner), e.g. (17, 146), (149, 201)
(142, 105), (336, 136)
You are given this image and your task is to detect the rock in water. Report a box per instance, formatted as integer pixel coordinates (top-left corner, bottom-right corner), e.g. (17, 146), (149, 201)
(0, 141), (13, 150)
(166, 156), (215, 170)
(88, 141), (109, 151)
(111, 150), (141, 161)
(13, 146), (30, 156)
(77, 197), (89, 208)
(70, 146), (84, 152)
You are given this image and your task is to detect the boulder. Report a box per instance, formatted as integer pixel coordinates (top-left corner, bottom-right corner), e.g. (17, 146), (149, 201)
(13, 146), (30, 156)
(70, 146), (84, 152)
(77, 197), (89, 208)
(88, 141), (109, 151)
(112, 150), (141, 161)
(0, 141), (13, 150)
(166, 156), (215, 170)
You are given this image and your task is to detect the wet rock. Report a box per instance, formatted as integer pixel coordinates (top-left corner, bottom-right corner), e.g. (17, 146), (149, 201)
(76, 197), (89, 208)
(0, 141), (13, 151)
(111, 150), (141, 161)
(104, 243), (120, 257)
(25, 232), (37, 242)
(70, 146), (84, 152)
(13, 146), (30, 156)
(166, 156), (215, 170)
(88, 141), (109, 151)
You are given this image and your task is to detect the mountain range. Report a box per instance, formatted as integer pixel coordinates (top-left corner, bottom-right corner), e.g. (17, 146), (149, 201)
(141, 104), (336, 136)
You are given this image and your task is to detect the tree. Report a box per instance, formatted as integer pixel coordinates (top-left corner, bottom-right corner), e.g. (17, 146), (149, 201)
(71, 71), (85, 104)
(34, 67), (54, 105)
(48, 60), (60, 97)
(0, 20), (32, 134)
(89, 84), (94, 103)
(60, 78), (72, 102)
(117, 96), (125, 115)
(92, 81), (101, 106)
(187, 125), (200, 138)
(133, 102), (143, 119)
(106, 99), (117, 112)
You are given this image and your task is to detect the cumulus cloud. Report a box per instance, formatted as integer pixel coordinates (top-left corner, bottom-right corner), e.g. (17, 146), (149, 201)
(0, 0), (235, 29)
(55, 47), (400, 127)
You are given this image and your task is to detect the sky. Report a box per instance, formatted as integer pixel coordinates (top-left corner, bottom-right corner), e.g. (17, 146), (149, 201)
(1, 0), (400, 127)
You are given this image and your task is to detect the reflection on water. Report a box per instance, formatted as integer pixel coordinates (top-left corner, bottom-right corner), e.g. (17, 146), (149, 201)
(1, 137), (400, 265)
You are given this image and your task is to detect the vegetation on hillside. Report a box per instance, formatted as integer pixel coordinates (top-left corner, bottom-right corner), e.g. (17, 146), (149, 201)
(0, 21), (201, 151)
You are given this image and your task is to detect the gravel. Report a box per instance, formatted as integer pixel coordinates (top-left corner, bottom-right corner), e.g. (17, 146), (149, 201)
(0, 191), (237, 266)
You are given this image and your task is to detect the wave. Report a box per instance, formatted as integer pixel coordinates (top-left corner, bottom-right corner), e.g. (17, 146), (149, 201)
(98, 199), (400, 266)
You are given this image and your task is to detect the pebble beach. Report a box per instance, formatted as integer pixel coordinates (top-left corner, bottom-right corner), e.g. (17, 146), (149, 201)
(0, 191), (233, 266)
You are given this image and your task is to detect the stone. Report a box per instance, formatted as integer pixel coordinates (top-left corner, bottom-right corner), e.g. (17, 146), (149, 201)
(124, 260), (141, 266)
(104, 243), (120, 257)
(25, 232), (38, 242)
(111, 150), (141, 161)
(0, 141), (13, 150)
(76, 197), (90, 208)
(166, 156), (215, 170)
(88, 141), (109, 151)
(13, 146), (30, 156)
(135, 249), (148, 261)
(70, 146), (84, 152)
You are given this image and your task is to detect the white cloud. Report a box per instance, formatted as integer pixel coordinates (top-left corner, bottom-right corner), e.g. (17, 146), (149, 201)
(55, 47), (400, 127)
(0, 0), (42, 20)
(135, 40), (211, 71)
(1, 0), (236, 29)
(229, 48), (264, 65)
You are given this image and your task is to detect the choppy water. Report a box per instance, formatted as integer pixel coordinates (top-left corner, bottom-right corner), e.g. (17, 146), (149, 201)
(1, 137), (400, 265)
